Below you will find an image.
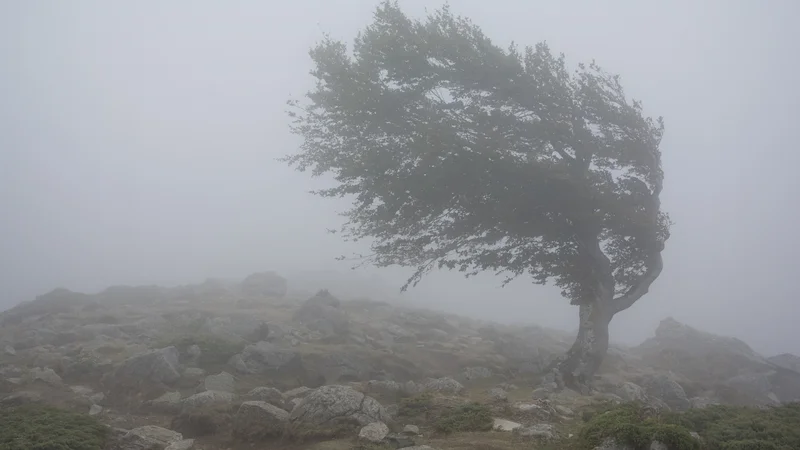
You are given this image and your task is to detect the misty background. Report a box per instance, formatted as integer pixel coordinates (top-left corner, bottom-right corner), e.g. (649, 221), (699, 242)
(1, 1), (798, 356)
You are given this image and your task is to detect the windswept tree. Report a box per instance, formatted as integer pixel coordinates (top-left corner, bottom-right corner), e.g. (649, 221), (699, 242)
(284, 2), (670, 390)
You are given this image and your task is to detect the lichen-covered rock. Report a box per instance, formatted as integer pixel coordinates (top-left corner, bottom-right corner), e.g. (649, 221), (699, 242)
(289, 385), (389, 436)
(113, 346), (181, 386)
(236, 341), (299, 374)
(515, 423), (555, 440)
(641, 373), (690, 411)
(358, 422), (389, 443)
(147, 391), (183, 413)
(615, 381), (648, 403)
(181, 390), (235, 410)
(233, 401), (290, 441)
(117, 426), (183, 450)
(293, 290), (350, 338)
(463, 367), (492, 381)
(202, 371), (235, 393)
(246, 387), (286, 409)
(423, 377), (464, 395)
(30, 367), (62, 385)
(488, 387), (508, 401)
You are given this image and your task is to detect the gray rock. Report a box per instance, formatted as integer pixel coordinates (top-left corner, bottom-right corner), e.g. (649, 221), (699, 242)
(641, 373), (690, 411)
(89, 404), (103, 415)
(1, 391), (42, 406)
(516, 423), (555, 439)
(488, 387), (508, 401)
(183, 368), (205, 379)
(246, 387), (286, 408)
(290, 385), (389, 428)
(531, 387), (552, 400)
(594, 438), (635, 450)
(4, 345), (15, 356)
(181, 390), (235, 410)
(493, 418), (522, 431)
(423, 377), (464, 395)
(233, 401), (290, 439)
(293, 291), (350, 338)
(555, 405), (575, 417)
(165, 439), (194, 450)
(240, 271), (288, 298)
(202, 371), (235, 393)
(237, 341), (299, 374)
(113, 346), (181, 386)
(147, 391), (182, 413)
(228, 354), (249, 374)
(283, 386), (313, 400)
(30, 367), (62, 385)
(118, 426), (183, 450)
(366, 380), (401, 397)
(615, 381), (648, 403)
(650, 441), (668, 450)
(402, 424), (420, 435)
(358, 422), (389, 443)
(186, 345), (202, 360)
(463, 367), (492, 381)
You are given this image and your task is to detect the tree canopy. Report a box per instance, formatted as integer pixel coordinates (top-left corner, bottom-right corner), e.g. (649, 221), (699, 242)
(284, 1), (670, 313)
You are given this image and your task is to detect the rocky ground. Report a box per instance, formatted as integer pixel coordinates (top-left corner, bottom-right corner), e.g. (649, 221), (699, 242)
(1, 272), (799, 450)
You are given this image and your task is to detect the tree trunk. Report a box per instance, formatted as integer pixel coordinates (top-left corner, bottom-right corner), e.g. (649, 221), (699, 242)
(556, 300), (612, 393)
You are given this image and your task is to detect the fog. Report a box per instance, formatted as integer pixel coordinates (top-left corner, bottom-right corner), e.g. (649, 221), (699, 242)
(1, 1), (798, 356)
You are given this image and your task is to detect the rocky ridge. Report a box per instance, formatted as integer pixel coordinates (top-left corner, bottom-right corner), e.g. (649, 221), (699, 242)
(1, 273), (799, 450)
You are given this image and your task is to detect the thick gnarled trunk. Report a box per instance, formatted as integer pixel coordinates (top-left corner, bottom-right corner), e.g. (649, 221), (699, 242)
(556, 300), (612, 393)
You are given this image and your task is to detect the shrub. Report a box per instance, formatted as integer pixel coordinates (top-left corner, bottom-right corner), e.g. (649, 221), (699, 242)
(433, 402), (494, 434)
(0, 404), (109, 450)
(397, 392), (434, 418)
(579, 403), (699, 450)
(578, 402), (800, 450)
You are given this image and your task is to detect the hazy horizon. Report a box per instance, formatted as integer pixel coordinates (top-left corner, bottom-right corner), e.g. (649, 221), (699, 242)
(2, 1), (798, 357)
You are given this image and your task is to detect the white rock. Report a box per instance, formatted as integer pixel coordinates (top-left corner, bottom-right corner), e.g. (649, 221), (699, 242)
(493, 418), (522, 432)
(165, 439), (195, 450)
(402, 424), (420, 435)
(359, 422), (389, 442)
(89, 404), (103, 415)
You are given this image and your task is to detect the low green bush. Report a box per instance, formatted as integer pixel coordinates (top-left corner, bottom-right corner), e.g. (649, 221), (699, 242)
(397, 392), (435, 418)
(433, 402), (494, 434)
(0, 404), (109, 450)
(578, 402), (800, 450)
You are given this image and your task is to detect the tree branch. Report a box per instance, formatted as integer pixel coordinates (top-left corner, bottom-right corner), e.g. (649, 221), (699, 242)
(609, 252), (663, 314)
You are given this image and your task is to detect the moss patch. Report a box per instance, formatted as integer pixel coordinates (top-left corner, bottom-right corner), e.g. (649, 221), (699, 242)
(433, 402), (494, 434)
(0, 404), (109, 450)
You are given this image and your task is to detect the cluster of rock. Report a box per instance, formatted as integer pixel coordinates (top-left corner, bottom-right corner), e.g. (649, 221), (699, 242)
(1, 274), (800, 450)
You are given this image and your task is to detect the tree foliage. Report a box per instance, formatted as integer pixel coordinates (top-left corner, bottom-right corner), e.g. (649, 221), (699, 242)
(284, 1), (670, 310)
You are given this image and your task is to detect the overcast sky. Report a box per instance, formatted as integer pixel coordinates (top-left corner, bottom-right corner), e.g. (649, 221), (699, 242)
(1, 1), (798, 356)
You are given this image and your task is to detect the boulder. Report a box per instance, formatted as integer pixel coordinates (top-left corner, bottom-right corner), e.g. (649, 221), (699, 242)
(181, 391), (236, 410)
(462, 367), (492, 381)
(289, 385), (389, 435)
(245, 387), (286, 409)
(236, 341), (299, 374)
(640, 373), (690, 411)
(117, 426), (183, 450)
(358, 422), (389, 443)
(615, 381), (648, 403)
(30, 367), (62, 386)
(293, 290), (350, 338)
(202, 371), (235, 393)
(488, 387), (508, 401)
(147, 391), (183, 413)
(240, 272), (288, 298)
(423, 377), (464, 395)
(112, 346), (181, 386)
(232, 401), (290, 441)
